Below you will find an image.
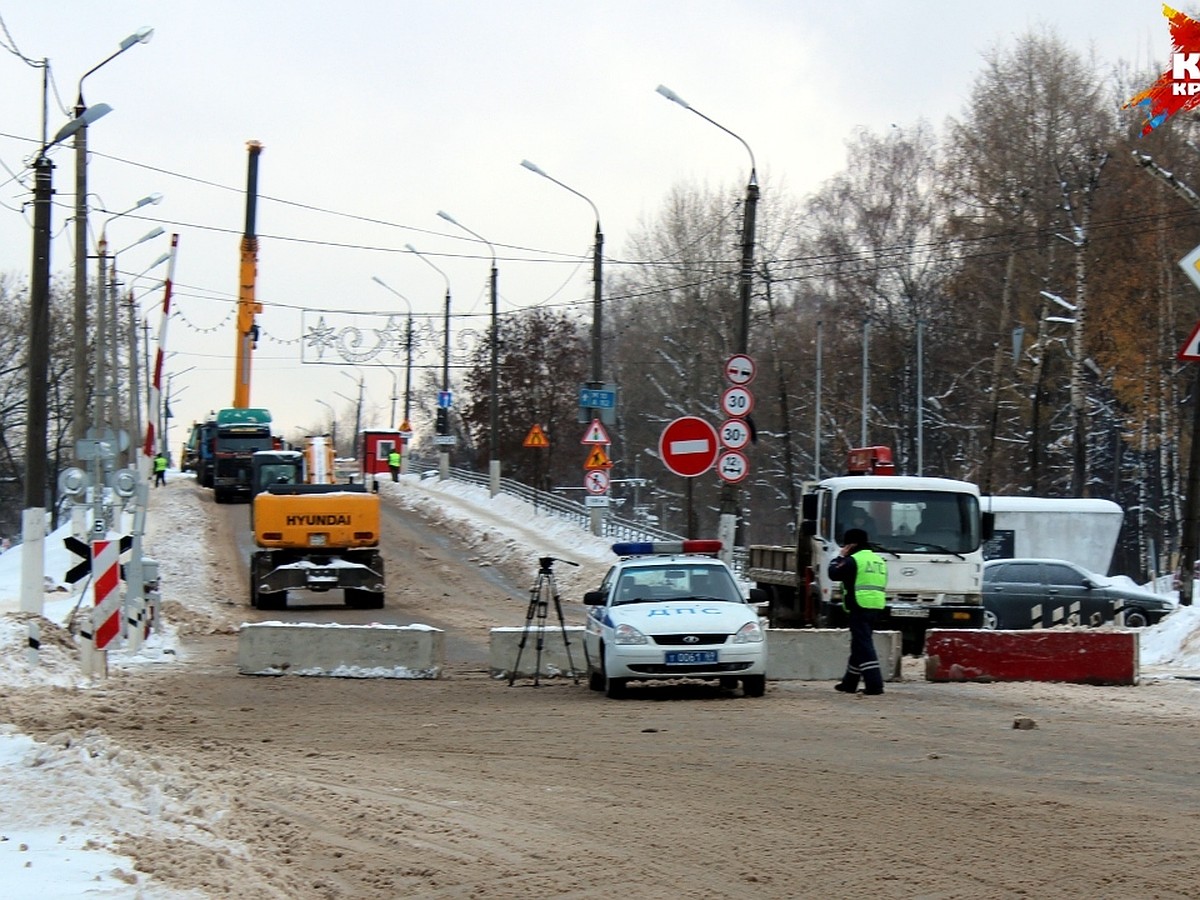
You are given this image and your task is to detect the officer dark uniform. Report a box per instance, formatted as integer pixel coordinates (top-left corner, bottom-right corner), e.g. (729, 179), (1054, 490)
(828, 527), (887, 695)
(387, 449), (402, 482)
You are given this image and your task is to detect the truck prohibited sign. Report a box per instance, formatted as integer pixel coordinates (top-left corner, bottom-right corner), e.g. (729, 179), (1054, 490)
(720, 386), (754, 419)
(717, 450), (750, 484)
(719, 419), (751, 450)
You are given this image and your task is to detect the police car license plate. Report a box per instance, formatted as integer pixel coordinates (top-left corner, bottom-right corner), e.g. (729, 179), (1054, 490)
(665, 650), (718, 665)
(890, 607), (929, 618)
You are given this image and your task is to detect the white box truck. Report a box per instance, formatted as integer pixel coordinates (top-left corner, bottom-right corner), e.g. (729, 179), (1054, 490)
(981, 497), (1123, 575)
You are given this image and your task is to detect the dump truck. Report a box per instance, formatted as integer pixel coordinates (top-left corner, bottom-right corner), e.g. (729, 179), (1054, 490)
(213, 407), (275, 502)
(248, 440), (385, 611)
(747, 446), (992, 654)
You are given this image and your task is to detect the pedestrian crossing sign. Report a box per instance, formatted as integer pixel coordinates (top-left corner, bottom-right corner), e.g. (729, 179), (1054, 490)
(523, 423), (550, 448)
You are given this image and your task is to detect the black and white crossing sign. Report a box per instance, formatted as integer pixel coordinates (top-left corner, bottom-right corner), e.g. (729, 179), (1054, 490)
(719, 419), (751, 451)
(717, 450), (750, 484)
(720, 386), (754, 419)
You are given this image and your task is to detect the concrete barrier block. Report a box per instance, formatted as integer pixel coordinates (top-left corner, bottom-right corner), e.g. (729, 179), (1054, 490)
(489, 626), (587, 678)
(924, 629), (1139, 685)
(765, 629), (902, 681)
(238, 621), (444, 678)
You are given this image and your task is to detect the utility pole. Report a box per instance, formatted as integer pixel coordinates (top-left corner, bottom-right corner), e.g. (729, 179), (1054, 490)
(1132, 151), (1200, 605)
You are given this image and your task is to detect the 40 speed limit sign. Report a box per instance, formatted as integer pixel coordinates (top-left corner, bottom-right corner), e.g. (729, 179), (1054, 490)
(717, 450), (749, 483)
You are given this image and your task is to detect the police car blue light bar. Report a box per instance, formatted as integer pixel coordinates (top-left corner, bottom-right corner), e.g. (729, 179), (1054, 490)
(611, 540), (723, 557)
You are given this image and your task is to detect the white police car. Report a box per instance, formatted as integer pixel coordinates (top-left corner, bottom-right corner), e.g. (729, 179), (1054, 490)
(583, 541), (768, 698)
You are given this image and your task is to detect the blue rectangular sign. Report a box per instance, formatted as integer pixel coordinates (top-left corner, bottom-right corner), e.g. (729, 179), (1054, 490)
(578, 388), (615, 409)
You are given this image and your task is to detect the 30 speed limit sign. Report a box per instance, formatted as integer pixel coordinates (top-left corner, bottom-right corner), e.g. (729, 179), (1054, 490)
(719, 418), (751, 450)
(720, 386), (754, 419)
(717, 450), (749, 483)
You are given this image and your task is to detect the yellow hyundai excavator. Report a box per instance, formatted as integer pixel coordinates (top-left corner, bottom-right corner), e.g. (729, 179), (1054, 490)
(248, 437), (385, 610)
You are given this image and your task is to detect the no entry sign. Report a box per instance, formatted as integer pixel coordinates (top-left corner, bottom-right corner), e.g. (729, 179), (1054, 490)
(659, 416), (719, 478)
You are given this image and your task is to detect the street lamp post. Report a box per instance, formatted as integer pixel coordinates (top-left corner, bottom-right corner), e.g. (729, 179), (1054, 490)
(99, 201), (163, 462)
(126, 252), (171, 467)
(20, 104), (112, 617)
(406, 243), (453, 481)
(72, 27), (154, 454)
(371, 277), (415, 476)
(370, 277), (414, 423)
(437, 211), (500, 496)
(520, 159), (606, 534)
(315, 399), (337, 453)
(657, 84), (759, 558)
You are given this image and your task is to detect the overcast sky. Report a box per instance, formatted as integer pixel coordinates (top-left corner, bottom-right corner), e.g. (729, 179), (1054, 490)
(0, 1), (1181, 448)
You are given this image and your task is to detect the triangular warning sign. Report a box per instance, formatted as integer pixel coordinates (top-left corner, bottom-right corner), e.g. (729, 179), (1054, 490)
(584, 445), (613, 470)
(581, 418), (611, 445)
(523, 423), (550, 448)
(1180, 319), (1200, 361)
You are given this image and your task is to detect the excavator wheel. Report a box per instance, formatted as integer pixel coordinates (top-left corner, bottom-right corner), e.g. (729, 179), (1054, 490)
(345, 588), (384, 609)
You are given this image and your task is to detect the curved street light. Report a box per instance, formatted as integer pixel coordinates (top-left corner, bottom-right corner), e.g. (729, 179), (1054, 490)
(96, 195), (164, 453)
(73, 28), (154, 451)
(20, 101), (112, 616)
(437, 210), (501, 496)
(657, 83), (760, 558)
(520, 160), (604, 386)
(405, 244), (453, 480)
(370, 275), (414, 426)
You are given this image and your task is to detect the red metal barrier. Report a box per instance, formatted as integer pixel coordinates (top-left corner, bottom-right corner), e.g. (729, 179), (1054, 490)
(924, 629), (1138, 686)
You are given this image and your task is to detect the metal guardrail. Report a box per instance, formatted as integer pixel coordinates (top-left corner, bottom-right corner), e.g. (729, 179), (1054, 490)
(405, 460), (748, 576)
(408, 461), (683, 543)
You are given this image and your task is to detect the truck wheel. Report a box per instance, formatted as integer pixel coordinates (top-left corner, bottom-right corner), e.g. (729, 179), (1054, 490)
(249, 570), (259, 609)
(742, 675), (766, 697)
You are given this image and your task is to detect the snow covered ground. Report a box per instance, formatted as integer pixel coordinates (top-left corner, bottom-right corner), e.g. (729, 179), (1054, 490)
(1, 470), (1200, 896)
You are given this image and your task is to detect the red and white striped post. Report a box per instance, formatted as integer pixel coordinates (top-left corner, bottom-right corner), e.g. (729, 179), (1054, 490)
(143, 233), (179, 462)
(81, 537), (122, 677)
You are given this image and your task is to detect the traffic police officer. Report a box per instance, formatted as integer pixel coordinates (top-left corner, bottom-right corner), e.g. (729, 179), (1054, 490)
(387, 447), (402, 482)
(828, 527), (887, 695)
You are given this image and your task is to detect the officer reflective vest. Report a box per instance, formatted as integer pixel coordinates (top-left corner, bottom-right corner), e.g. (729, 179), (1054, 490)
(387, 450), (401, 468)
(154, 455), (168, 473)
(848, 547), (887, 610)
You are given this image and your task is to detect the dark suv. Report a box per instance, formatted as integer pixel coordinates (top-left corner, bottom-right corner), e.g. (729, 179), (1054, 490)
(982, 558), (1174, 630)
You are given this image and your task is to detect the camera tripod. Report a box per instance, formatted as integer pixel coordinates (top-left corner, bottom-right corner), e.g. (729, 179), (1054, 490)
(508, 556), (581, 686)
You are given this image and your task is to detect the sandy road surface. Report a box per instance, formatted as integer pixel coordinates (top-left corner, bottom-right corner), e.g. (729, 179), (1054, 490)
(4, 479), (1200, 898)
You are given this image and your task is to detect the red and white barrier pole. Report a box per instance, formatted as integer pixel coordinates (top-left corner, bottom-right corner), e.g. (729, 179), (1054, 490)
(143, 234), (179, 463)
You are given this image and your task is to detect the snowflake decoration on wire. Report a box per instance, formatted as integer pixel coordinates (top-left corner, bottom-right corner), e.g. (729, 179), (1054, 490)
(304, 315), (338, 360)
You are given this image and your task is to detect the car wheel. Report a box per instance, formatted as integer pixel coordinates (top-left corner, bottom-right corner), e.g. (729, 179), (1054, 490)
(602, 648), (626, 699)
(587, 654), (604, 692)
(742, 675), (766, 697)
(1122, 608), (1150, 628)
(982, 609), (1000, 630)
